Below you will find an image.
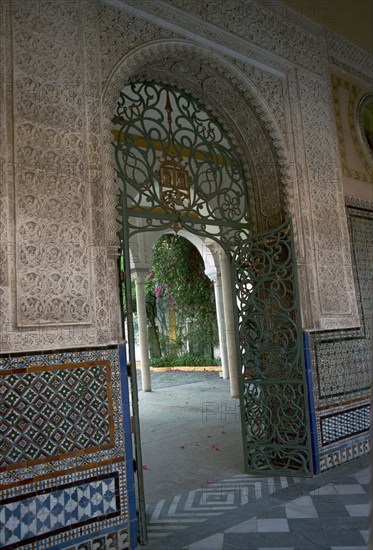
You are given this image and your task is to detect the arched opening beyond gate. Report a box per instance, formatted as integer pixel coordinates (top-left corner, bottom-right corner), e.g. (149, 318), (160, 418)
(112, 74), (312, 542)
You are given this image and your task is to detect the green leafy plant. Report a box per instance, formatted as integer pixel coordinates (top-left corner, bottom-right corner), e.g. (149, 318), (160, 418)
(121, 235), (220, 362)
(146, 235), (218, 358)
(150, 353), (221, 368)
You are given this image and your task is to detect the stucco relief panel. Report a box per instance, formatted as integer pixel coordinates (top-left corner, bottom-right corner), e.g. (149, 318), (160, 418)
(297, 70), (359, 325)
(11, 0), (95, 329)
(126, 0), (323, 74)
(327, 29), (373, 85)
(5, 0), (362, 345)
(98, 3), (180, 88)
(80, 0), (118, 343)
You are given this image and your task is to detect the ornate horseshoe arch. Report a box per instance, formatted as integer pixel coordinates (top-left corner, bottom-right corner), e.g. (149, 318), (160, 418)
(102, 39), (295, 248)
(103, 39), (313, 543)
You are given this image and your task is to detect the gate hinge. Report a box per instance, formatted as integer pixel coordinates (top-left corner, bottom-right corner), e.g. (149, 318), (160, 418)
(133, 459), (137, 472)
(127, 363), (131, 377)
(120, 271), (125, 282)
(130, 416), (135, 433)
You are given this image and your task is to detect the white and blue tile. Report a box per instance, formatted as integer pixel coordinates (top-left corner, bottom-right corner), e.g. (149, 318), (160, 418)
(0, 475), (119, 548)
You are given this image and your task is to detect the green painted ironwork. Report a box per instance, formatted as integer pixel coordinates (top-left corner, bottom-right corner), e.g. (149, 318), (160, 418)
(113, 82), (250, 248)
(234, 220), (313, 475)
(113, 83), (313, 527)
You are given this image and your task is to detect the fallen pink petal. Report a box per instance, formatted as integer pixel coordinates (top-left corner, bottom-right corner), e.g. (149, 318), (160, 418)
(142, 464), (149, 470)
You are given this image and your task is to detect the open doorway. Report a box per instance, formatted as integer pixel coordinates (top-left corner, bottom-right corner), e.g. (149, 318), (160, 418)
(127, 232), (244, 504)
(113, 79), (313, 542)
(135, 234), (220, 372)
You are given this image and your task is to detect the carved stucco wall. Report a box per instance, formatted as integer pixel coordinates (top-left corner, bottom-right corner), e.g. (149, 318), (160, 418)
(330, 69), (373, 202)
(0, 0), (121, 352)
(0, 0), (366, 353)
(99, 0), (360, 331)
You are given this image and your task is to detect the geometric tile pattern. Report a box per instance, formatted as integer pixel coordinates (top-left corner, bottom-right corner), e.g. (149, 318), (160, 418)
(0, 345), (136, 550)
(65, 527), (130, 550)
(314, 206), (372, 399)
(0, 472), (120, 548)
(0, 348), (124, 489)
(144, 457), (370, 549)
(0, 362), (114, 469)
(321, 405), (370, 445)
(319, 439), (369, 472)
(146, 474), (304, 541)
(307, 199), (373, 471)
(316, 337), (370, 398)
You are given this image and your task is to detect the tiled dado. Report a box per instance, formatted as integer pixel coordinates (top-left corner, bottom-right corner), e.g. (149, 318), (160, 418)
(318, 400), (371, 471)
(0, 468), (128, 550)
(0, 347), (124, 487)
(320, 404), (370, 445)
(0, 345), (136, 549)
(1, 362), (114, 470)
(305, 199), (372, 473)
(319, 439), (370, 471)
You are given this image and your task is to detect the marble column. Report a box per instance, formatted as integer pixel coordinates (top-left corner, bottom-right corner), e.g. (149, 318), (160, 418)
(212, 269), (229, 379)
(134, 271), (152, 392)
(219, 249), (240, 398)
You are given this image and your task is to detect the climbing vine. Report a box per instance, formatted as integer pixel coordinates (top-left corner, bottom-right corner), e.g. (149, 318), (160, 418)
(146, 235), (218, 358)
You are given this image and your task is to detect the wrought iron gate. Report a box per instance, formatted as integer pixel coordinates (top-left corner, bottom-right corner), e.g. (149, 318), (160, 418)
(233, 221), (312, 475)
(113, 81), (313, 542)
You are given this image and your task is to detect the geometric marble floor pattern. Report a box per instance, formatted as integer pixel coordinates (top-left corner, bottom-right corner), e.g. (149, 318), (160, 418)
(144, 454), (370, 549)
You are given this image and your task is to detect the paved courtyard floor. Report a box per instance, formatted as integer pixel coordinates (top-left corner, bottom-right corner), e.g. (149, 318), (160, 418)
(136, 371), (371, 549)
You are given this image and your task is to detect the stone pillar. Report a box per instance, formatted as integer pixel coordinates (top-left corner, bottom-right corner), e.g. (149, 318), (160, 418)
(212, 270), (229, 379)
(219, 249), (240, 398)
(134, 271), (152, 392)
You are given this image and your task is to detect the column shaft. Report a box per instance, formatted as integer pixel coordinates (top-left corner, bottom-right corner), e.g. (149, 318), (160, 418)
(135, 272), (152, 392)
(213, 272), (229, 379)
(219, 250), (240, 398)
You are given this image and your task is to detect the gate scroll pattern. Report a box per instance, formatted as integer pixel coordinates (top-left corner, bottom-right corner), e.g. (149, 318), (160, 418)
(113, 82), (250, 250)
(234, 221), (313, 475)
(113, 82), (312, 480)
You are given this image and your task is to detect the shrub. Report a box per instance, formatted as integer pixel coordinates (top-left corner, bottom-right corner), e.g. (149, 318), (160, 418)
(150, 353), (221, 368)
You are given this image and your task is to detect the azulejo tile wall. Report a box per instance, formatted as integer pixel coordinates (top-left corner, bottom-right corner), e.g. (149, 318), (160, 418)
(305, 198), (372, 472)
(2, 363), (114, 469)
(0, 345), (137, 549)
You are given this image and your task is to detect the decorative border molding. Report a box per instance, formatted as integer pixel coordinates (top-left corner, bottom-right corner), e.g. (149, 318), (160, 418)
(357, 93), (373, 162)
(345, 196), (373, 210)
(327, 29), (373, 85)
(104, 0), (324, 75)
(0, 0), (14, 353)
(331, 74), (373, 184)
